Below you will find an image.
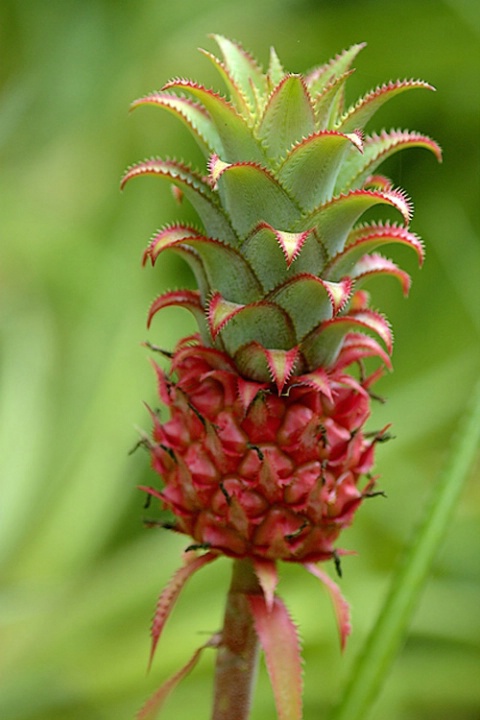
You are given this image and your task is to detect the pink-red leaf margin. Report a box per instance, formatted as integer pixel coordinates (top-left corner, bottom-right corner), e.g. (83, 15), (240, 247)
(137, 635), (220, 720)
(304, 563), (351, 651)
(248, 594), (303, 720)
(253, 558), (279, 611)
(148, 551), (219, 670)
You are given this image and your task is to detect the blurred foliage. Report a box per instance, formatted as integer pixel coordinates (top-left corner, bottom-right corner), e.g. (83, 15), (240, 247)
(0, 1), (479, 719)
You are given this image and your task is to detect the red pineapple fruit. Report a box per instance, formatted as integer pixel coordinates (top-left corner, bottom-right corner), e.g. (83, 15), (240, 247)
(123, 36), (441, 720)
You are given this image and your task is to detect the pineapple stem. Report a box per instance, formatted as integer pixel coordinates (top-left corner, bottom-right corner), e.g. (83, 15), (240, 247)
(212, 559), (262, 720)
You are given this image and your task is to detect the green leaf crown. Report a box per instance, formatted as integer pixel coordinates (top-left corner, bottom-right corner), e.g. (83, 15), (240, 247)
(122, 35), (441, 392)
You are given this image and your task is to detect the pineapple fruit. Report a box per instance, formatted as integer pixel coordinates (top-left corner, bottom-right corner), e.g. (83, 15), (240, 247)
(123, 35), (441, 720)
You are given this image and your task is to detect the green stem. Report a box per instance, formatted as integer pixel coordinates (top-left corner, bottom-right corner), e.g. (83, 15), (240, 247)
(211, 559), (262, 720)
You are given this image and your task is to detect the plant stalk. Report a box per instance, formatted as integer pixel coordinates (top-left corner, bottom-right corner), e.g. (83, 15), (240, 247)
(211, 558), (262, 720)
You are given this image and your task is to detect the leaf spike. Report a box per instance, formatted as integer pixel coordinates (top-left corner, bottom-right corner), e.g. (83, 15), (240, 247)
(345, 129), (364, 153)
(337, 78), (436, 133)
(143, 224), (203, 266)
(324, 277), (353, 314)
(305, 186), (414, 259)
(321, 313), (393, 357)
(148, 551), (218, 670)
(162, 78), (265, 163)
(120, 157), (239, 244)
(267, 273), (347, 339)
(267, 45), (285, 87)
(120, 156), (204, 192)
(380, 186), (413, 224)
(137, 636), (219, 720)
(198, 47), (254, 118)
(362, 174), (393, 191)
(210, 33), (267, 105)
(304, 563), (351, 651)
(337, 128), (442, 192)
(367, 127), (443, 163)
(146, 289), (203, 329)
(208, 153), (230, 188)
(312, 68), (356, 129)
(210, 159), (302, 239)
(294, 367), (333, 402)
(248, 594), (303, 720)
(235, 342), (300, 394)
(206, 36), (267, 123)
(277, 129), (365, 211)
(207, 292), (244, 340)
(274, 226), (314, 267)
(257, 73), (316, 160)
(334, 332), (393, 372)
(346, 308), (393, 353)
(325, 222), (424, 282)
(305, 42), (367, 96)
(348, 221), (424, 264)
(266, 346), (300, 395)
(129, 91), (223, 157)
(301, 316), (392, 370)
(236, 376), (270, 413)
(253, 558), (279, 611)
(351, 252), (412, 296)
(248, 75), (265, 117)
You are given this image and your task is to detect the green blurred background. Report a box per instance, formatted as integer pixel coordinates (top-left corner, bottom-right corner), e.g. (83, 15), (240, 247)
(1, 1), (479, 718)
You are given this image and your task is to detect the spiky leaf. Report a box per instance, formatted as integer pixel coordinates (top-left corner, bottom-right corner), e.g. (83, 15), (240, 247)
(337, 79), (435, 133)
(147, 290), (207, 337)
(278, 130), (363, 211)
(148, 552), (218, 669)
(242, 224), (324, 292)
(163, 80), (265, 163)
(267, 274), (351, 340)
(211, 34), (267, 112)
(305, 42), (366, 98)
(121, 159), (237, 243)
(254, 559), (279, 611)
(333, 333), (392, 371)
(301, 316), (392, 370)
(335, 129), (442, 192)
(209, 295), (296, 354)
(294, 367), (333, 401)
(304, 563), (351, 651)
(313, 70), (355, 130)
(325, 222), (424, 280)
(210, 157), (301, 239)
(131, 92), (223, 157)
(199, 49), (252, 118)
(267, 46), (285, 88)
(350, 253), (412, 295)
(257, 74), (315, 160)
(304, 188), (413, 258)
(248, 594), (303, 720)
(137, 639), (217, 720)
(235, 343), (299, 393)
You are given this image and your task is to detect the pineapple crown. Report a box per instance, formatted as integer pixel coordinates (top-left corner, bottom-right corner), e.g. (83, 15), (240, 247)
(122, 35), (441, 393)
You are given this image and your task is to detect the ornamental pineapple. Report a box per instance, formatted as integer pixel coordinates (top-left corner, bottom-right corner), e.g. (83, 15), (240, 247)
(124, 35), (440, 564)
(123, 35), (440, 718)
